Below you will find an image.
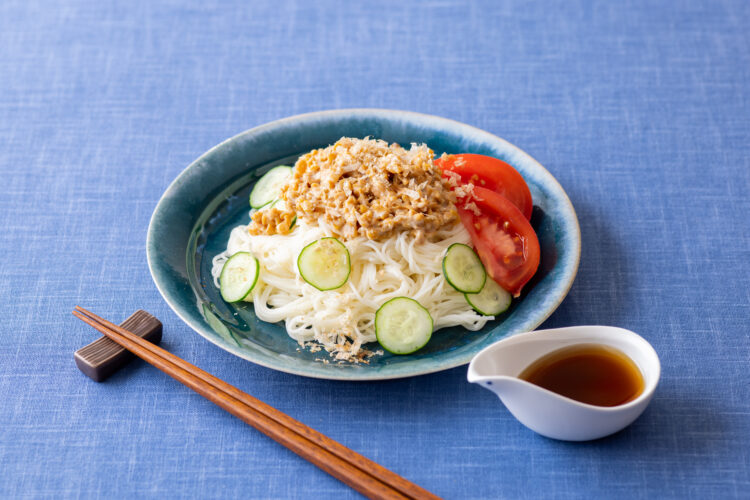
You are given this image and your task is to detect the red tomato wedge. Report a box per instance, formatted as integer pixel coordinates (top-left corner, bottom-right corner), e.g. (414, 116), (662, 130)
(435, 154), (533, 220)
(457, 186), (540, 297)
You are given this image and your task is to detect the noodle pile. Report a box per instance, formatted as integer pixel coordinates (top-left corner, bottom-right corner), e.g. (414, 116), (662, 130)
(212, 218), (490, 361)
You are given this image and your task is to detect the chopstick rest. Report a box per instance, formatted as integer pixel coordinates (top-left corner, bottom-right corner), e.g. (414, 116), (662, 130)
(74, 310), (162, 382)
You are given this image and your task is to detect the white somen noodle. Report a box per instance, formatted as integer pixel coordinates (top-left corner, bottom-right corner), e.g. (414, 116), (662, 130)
(211, 217), (492, 361)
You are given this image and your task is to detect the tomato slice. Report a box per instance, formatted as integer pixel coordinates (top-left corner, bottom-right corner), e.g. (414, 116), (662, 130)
(436, 153), (533, 220)
(457, 186), (540, 297)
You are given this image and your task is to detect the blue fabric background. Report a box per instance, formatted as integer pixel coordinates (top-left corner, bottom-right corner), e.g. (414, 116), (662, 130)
(1, 1), (748, 498)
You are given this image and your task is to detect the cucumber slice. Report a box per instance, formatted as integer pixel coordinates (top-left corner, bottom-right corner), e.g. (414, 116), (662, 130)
(442, 243), (486, 293)
(465, 278), (512, 316)
(219, 252), (260, 302)
(375, 297), (433, 355)
(297, 237), (351, 291)
(249, 165), (292, 209)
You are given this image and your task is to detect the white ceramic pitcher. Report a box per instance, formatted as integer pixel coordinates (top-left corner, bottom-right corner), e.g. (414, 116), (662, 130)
(467, 326), (660, 441)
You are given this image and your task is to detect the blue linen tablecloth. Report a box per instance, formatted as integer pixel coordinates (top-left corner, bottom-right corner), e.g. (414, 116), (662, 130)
(1, 1), (748, 498)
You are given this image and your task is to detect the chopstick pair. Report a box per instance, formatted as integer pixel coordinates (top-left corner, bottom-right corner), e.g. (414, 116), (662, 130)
(72, 306), (438, 500)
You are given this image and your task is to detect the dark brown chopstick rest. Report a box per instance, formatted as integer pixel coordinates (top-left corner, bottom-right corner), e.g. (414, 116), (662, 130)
(74, 310), (162, 382)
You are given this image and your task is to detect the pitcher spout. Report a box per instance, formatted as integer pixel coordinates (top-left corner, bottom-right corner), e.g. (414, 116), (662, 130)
(467, 371), (524, 398)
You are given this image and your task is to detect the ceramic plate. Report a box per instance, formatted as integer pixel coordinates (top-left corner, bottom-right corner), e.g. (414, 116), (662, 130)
(147, 109), (580, 380)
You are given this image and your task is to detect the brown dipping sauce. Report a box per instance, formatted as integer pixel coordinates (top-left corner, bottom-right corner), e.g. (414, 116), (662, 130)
(518, 344), (645, 407)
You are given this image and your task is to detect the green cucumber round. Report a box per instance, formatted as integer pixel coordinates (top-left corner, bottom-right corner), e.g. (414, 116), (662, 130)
(465, 278), (512, 316)
(220, 252), (260, 302)
(297, 237), (351, 291)
(442, 243), (486, 293)
(375, 297), (433, 355)
(249, 165), (292, 209)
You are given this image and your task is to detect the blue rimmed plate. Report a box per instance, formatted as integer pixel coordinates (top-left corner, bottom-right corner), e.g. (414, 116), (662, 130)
(147, 109), (580, 380)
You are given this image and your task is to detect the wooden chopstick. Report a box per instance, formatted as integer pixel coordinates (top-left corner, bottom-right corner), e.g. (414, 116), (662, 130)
(73, 306), (439, 500)
(71, 309), (410, 499)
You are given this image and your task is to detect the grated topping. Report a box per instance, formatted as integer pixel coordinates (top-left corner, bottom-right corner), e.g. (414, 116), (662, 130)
(249, 137), (458, 241)
(248, 207), (296, 236)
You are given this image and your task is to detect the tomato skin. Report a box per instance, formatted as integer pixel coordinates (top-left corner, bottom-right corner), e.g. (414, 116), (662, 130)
(436, 154), (533, 220)
(457, 186), (540, 297)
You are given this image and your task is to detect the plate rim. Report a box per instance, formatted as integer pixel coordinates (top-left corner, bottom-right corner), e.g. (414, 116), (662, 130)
(147, 108), (581, 381)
